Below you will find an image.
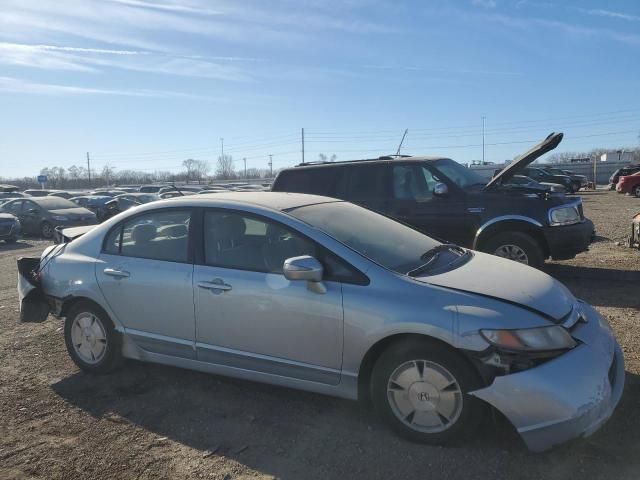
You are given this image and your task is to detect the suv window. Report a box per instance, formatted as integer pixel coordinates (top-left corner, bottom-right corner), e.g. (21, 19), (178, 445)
(104, 209), (191, 262)
(345, 164), (388, 200)
(274, 167), (346, 197)
(392, 165), (438, 200)
(203, 210), (356, 280)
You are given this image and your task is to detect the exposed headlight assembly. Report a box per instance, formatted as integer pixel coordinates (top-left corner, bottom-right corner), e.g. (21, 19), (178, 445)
(479, 325), (577, 375)
(480, 325), (577, 352)
(549, 205), (580, 226)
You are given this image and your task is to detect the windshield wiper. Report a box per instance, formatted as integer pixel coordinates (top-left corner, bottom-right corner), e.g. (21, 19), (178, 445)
(408, 244), (467, 277)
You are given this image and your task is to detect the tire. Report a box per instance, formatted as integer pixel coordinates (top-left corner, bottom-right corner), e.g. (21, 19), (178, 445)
(4, 237), (17, 244)
(634, 185), (640, 198)
(482, 231), (544, 268)
(64, 301), (122, 374)
(371, 339), (483, 445)
(41, 221), (54, 239)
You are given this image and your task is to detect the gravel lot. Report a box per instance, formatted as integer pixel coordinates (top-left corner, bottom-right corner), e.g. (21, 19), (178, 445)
(1, 191), (639, 480)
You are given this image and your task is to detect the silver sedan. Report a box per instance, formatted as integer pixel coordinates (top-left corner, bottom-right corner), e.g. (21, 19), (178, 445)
(18, 192), (624, 451)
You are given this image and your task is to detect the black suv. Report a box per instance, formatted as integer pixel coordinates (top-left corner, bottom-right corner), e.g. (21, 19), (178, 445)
(272, 133), (594, 268)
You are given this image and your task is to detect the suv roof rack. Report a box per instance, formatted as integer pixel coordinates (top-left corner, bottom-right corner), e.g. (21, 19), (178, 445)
(295, 154), (413, 167)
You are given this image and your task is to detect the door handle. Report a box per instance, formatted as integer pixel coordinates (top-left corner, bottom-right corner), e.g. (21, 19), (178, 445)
(103, 268), (130, 278)
(198, 279), (232, 292)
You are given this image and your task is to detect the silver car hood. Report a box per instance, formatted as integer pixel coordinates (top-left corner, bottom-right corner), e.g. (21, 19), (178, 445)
(417, 252), (574, 320)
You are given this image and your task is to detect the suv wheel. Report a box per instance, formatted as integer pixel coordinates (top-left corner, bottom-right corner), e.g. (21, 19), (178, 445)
(371, 339), (482, 445)
(64, 301), (122, 374)
(634, 185), (640, 198)
(482, 231), (544, 268)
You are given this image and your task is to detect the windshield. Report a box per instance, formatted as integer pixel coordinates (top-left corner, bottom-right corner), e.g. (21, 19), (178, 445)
(431, 159), (486, 189)
(288, 201), (440, 273)
(34, 197), (77, 210)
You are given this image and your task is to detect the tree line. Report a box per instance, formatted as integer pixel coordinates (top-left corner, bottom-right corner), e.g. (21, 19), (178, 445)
(0, 155), (276, 189)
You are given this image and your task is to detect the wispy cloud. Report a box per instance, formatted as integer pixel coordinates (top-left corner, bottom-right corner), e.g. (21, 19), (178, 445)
(106, 0), (223, 17)
(0, 42), (254, 81)
(359, 64), (521, 76)
(472, 0), (497, 8)
(0, 75), (211, 99)
(584, 9), (640, 22)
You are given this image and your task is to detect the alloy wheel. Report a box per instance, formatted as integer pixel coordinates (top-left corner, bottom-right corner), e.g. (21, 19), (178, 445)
(387, 360), (463, 433)
(494, 244), (529, 264)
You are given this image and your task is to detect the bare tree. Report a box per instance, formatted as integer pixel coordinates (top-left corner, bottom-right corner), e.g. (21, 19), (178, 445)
(318, 153), (337, 162)
(194, 159), (211, 183)
(216, 155), (235, 179)
(101, 165), (116, 185)
(182, 158), (197, 181)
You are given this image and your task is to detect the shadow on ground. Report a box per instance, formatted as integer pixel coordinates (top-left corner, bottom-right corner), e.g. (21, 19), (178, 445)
(0, 240), (38, 252)
(51, 358), (640, 479)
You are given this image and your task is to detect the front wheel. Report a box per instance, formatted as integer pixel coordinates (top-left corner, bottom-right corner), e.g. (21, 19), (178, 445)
(482, 231), (544, 268)
(371, 339), (483, 445)
(64, 301), (122, 374)
(634, 185), (640, 198)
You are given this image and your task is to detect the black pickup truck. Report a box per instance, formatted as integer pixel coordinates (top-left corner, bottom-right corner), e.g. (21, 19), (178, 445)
(272, 133), (594, 268)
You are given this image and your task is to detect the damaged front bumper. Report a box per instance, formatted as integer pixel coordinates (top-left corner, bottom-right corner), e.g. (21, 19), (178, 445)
(470, 303), (624, 452)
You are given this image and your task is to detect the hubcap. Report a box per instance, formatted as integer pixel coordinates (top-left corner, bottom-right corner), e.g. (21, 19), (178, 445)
(42, 224), (53, 237)
(494, 244), (529, 264)
(70, 313), (107, 364)
(387, 360), (462, 433)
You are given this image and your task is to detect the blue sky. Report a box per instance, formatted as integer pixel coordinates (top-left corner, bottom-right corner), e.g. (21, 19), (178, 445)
(1, 0), (639, 178)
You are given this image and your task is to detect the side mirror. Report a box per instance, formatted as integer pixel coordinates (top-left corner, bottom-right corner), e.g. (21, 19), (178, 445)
(283, 255), (323, 282)
(433, 182), (449, 197)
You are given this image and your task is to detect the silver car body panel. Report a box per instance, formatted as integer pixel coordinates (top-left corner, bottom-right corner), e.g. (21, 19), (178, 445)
(33, 192), (624, 451)
(471, 303), (624, 452)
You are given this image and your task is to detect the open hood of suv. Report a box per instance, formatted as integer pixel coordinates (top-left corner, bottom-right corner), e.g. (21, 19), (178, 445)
(485, 132), (564, 190)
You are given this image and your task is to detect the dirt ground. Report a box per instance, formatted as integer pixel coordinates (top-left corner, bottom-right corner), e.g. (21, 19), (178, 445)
(1, 191), (639, 480)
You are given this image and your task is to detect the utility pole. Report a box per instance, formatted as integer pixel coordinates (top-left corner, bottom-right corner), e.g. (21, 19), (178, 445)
(481, 116), (486, 164)
(220, 138), (224, 159)
(301, 127), (305, 164)
(268, 154), (273, 177)
(396, 129), (408, 156)
(86, 152), (91, 187)
(243, 158), (247, 178)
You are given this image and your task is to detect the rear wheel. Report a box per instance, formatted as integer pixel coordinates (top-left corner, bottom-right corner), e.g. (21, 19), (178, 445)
(4, 237), (17, 243)
(64, 301), (122, 374)
(371, 339), (483, 445)
(482, 231), (544, 268)
(41, 221), (54, 239)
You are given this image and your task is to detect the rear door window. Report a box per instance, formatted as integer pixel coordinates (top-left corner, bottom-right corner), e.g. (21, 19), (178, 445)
(104, 209), (192, 263)
(345, 165), (388, 201)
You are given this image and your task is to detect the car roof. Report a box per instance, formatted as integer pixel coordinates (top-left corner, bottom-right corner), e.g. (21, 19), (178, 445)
(289, 156), (451, 170)
(155, 191), (340, 212)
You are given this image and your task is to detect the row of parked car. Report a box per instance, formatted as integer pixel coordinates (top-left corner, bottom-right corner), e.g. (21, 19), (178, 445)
(610, 164), (640, 197)
(0, 182), (271, 242)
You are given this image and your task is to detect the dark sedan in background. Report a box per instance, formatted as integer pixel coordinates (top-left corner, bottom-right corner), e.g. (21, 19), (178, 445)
(0, 197), (97, 238)
(69, 195), (113, 222)
(0, 212), (21, 243)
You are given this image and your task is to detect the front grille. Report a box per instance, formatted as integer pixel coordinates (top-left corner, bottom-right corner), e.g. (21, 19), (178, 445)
(608, 354), (617, 387)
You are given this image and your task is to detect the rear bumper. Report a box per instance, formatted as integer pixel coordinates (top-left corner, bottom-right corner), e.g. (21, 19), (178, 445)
(471, 303), (625, 452)
(542, 219), (594, 260)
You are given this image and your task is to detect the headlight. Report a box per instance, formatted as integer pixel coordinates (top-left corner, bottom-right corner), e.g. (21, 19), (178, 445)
(549, 206), (580, 226)
(480, 325), (576, 352)
(51, 215), (69, 221)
